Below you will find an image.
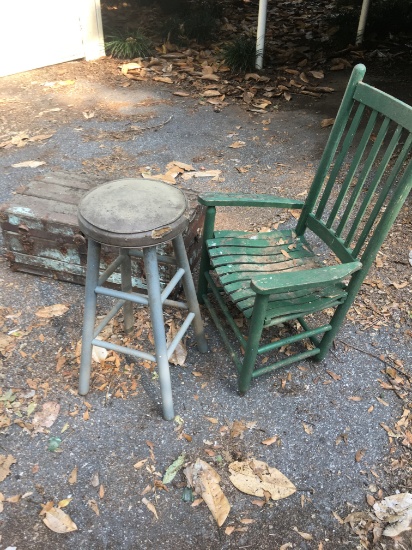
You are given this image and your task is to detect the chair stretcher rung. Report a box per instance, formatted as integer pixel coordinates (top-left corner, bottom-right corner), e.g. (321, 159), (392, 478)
(161, 268), (185, 303)
(98, 255), (124, 286)
(167, 312), (195, 360)
(95, 286), (149, 305)
(91, 338), (156, 362)
(252, 348), (320, 378)
(95, 285), (188, 310)
(257, 324), (331, 354)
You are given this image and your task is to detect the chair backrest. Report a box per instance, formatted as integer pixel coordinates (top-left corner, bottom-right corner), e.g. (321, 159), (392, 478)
(296, 64), (412, 273)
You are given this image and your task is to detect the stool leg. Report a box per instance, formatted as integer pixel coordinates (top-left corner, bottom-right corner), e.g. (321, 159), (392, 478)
(120, 248), (134, 334)
(79, 238), (101, 395)
(143, 246), (174, 421)
(172, 235), (208, 353)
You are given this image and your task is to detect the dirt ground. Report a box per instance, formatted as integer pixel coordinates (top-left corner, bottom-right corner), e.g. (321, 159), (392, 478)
(1, 10), (412, 549)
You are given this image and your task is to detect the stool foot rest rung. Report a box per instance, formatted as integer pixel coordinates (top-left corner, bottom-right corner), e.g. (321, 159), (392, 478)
(93, 299), (126, 339)
(167, 312), (195, 360)
(98, 255), (124, 286)
(95, 285), (188, 310)
(161, 267), (185, 303)
(91, 338), (156, 362)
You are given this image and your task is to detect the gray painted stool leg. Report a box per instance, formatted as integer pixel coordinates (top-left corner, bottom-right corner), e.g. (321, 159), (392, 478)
(143, 246), (174, 421)
(172, 235), (208, 353)
(79, 238), (101, 395)
(120, 248), (134, 334)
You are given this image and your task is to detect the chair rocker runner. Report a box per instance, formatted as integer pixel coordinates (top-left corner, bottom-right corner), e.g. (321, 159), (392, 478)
(197, 64), (412, 394)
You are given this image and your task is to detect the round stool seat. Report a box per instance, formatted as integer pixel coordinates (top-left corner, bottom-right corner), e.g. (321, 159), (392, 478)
(78, 178), (188, 247)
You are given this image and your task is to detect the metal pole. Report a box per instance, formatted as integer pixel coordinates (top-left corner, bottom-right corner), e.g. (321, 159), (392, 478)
(256, 0), (268, 70)
(356, 0), (371, 45)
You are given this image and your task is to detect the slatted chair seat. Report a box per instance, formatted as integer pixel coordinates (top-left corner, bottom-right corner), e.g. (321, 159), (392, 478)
(208, 229), (347, 325)
(197, 64), (412, 394)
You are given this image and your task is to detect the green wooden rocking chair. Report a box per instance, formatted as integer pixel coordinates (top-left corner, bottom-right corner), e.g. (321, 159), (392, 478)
(197, 64), (412, 393)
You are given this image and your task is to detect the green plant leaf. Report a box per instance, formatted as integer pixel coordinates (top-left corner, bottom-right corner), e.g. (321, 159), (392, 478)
(163, 453), (186, 484)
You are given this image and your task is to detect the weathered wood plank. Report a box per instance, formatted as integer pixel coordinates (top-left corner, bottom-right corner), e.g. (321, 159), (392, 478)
(1, 172), (205, 286)
(210, 248), (313, 268)
(17, 181), (87, 205)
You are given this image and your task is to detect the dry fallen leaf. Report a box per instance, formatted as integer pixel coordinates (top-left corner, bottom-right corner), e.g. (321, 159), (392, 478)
(32, 402), (60, 433)
(142, 497), (158, 519)
(229, 459), (296, 501)
(229, 141), (246, 149)
(169, 160), (194, 172)
(373, 493), (412, 537)
(355, 449), (366, 462)
(230, 420), (247, 439)
(293, 527), (313, 540)
(309, 70), (324, 79)
(321, 118), (335, 128)
(0, 455), (16, 482)
(181, 170), (221, 181)
(166, 320), (187, 366)
(58, 498), (72, 508)
(153, 76), (174, 84)
(43, 507), (78, 533)
(68, 466), (77, 485)
(326, 370), (341, 381)
(205, 416), (218, 424)
(7, 494), (21, 503)
(203, 89), (221, 97)
(173, 91), (190, 97)
(90, 472), (99, 487)
(184, 459), (230, 527)
(261, 436), (279, 446)
(88, 499), (100, 516)
(12, 160), (46, 168)
(134, 459), (148, 470)
(35, 304), (69, 318)
(302, 423), (314, 435)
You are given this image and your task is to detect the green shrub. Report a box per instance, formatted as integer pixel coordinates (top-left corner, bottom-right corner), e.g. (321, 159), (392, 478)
(105, 29), (152, 59)
(222, 37), (258, 73)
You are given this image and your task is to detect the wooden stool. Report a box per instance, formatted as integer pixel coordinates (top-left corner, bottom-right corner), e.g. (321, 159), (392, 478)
(77, 178), (208, 420)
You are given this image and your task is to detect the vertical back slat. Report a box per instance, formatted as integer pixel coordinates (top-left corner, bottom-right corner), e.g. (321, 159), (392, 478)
(315, 102), (366, 219)
(295, 64), (367, 236)
(326, 110), (378, 229)
(353, 133), (412, 256)
(335, 115), (390, 237)
(345, 124), (403, 248)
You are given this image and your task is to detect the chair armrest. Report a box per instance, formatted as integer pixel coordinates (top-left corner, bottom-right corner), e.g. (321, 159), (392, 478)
(250, 262), (362, 295)
(198, 192), (305, 209)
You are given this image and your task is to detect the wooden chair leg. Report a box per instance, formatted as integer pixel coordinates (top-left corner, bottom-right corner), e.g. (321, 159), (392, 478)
(197, 206), (216, 303)
(79, 238), (101, 395)
(238, 294), (269, 394)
